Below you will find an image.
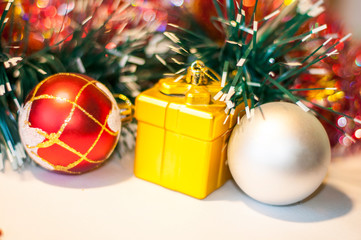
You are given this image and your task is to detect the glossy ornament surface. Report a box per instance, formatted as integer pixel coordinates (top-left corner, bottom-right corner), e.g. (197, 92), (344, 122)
(228, 102), (331, 205)
(18, 73), (121, 174)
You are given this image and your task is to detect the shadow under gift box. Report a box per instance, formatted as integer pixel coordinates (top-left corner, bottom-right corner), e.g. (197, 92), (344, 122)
(134, 61), (244, 199)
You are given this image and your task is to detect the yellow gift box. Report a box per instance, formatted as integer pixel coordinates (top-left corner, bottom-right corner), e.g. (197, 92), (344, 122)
(134, 61), (243, 199)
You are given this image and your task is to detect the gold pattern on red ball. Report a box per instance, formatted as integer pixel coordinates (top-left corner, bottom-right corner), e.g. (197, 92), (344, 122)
(18, 73), (121, 174)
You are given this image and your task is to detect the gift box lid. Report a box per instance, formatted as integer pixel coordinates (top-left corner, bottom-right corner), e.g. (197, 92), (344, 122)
(135, 61), (242, 141)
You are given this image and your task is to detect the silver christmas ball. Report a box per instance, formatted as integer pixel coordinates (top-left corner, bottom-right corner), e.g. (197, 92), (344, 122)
(228, 102), (331, 205)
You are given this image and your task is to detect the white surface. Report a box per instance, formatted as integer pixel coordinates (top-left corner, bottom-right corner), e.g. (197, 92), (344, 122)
(1, 151), (361, 240)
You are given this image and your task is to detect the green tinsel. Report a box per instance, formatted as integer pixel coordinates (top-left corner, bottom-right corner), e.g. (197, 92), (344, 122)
(165, 1), (329, 106)
(158, 0), (357, 140)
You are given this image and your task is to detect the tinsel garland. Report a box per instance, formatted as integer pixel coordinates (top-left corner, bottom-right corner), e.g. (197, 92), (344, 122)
(296, 4), (361, 148)
(157, 0), (359, 144)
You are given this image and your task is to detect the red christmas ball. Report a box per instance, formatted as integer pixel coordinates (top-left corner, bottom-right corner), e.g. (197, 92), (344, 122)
(19, 73), (121, 174)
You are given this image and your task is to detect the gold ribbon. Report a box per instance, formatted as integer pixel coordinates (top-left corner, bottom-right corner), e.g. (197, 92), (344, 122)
(114, 94), (134, 124)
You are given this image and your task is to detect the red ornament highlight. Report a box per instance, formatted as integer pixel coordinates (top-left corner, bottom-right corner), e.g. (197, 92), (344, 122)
(18, 73), (121, 174)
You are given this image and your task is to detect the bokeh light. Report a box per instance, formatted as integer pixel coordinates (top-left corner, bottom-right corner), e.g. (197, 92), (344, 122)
(337, 117), (347, 128)
(284, 0), (295, 5)
(36, 0), (49, 9)
(355, 55), (361, 67)
(342, 136), (353, 146)
(355, 129), (361, 139)
(170, 0), (184, 7)
(143, 9), (156, 22)
(57, 2), (75, 16)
